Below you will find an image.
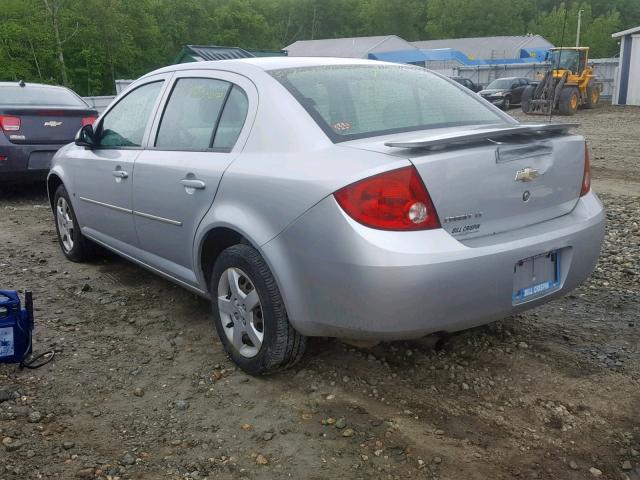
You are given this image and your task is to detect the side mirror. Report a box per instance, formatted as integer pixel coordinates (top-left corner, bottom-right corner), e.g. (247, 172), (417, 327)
(75, 124), (96, 148)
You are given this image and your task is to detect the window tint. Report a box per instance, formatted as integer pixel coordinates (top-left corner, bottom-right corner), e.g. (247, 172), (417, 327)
(100, 81), (163, 148)
(486, 78), (513, 89)
(519, 78), (529, 86)
(156, 78), (231, 151)
(213, 86), (249, 150)
(271, 65), (503, 142)
(0, 85), (87, 107)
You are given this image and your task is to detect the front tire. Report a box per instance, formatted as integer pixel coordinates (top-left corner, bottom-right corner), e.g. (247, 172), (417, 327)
(559, 87), (579, 115)
(210, 244), (306, 375)
(502, 96), (511, 110)
(53, 185), (98, 262)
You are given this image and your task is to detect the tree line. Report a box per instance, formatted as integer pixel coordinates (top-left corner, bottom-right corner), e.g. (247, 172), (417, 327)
(0, 0), (636, 96)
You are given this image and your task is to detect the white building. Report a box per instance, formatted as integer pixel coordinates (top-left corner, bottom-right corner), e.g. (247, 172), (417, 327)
(284, 35), (418, 58)
(612, 26), (640, 106)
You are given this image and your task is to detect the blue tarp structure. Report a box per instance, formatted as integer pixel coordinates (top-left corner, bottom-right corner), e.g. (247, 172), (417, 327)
(520, 48), (549, 61)
(368, 49), (431, 65)
(370, 47), (551, 66)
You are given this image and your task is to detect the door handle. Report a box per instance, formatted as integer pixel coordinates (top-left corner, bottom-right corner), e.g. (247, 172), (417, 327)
(112, 170), (128, 179)
(180, 179), (206, 190)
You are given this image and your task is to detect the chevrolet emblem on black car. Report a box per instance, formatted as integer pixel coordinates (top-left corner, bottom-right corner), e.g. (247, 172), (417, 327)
(44, 120), (63, 127)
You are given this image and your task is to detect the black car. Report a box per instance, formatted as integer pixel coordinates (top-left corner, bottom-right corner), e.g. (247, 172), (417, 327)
(477, 77), (531, 110)
(450, 76), (483, 93)
(0, 82), (97, 183)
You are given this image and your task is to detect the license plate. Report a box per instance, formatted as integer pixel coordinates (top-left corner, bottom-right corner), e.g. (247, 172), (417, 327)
(512, 251), (560, 303)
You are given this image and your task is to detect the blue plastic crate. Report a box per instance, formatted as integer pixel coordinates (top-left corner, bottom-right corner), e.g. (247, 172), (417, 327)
(0, 290), (33, 364)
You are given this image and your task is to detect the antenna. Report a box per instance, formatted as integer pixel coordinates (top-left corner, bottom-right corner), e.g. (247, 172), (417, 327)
(548, 6), (569, 123)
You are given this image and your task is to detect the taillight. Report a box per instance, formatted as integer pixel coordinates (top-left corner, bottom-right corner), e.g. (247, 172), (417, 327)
(81, 116), (97, 126)
(581, 143), (591, 196)
(334, 166), (440, 231)
(0, 116), (21, 131)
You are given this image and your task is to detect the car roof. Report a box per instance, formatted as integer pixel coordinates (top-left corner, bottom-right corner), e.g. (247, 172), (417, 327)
(140, 57), (408, 80)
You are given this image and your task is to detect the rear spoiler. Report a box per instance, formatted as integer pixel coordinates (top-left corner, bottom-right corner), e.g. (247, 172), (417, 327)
(384, 123), (579, 150)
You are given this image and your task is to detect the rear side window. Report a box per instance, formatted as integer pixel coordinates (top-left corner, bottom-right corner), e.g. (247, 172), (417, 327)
(271, 65), (504, 142)
(99, 81), (163, 148)
(212, 86), (249, 150)
(0, 85), (87, 107)
(155, 78), (231, 151)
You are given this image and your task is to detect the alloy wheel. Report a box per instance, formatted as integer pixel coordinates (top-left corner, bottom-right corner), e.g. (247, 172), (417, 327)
(56, 196), (75, 252)
(217, 267), (264, 358)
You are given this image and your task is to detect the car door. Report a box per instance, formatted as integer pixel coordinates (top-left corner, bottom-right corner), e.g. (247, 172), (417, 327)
(512, 79), (526, 103)
(71, 76), (169, 251)
(132, 70), (256, 286)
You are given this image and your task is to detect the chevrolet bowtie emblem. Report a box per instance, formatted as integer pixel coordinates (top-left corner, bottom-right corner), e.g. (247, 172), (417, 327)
(44, 120), (63, 127)
(515, 167), (540, 182)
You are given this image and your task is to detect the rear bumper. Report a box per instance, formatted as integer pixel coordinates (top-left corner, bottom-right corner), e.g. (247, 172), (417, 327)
(0, 137), (65, 182)
(261, 191), (605, 340)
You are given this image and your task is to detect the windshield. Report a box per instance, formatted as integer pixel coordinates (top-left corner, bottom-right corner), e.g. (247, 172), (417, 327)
(486, 79), (514, 89)
(550, 50), (581, 72)
(0, 85), (87, 107)
(271, 64), (505, 142)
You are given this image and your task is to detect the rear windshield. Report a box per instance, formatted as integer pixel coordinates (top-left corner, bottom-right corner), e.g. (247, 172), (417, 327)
(270, 64), (504, 142)
(0, 85), (87, 107)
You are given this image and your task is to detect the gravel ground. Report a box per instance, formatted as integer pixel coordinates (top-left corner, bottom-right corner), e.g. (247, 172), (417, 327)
(0, 104), (638, 480)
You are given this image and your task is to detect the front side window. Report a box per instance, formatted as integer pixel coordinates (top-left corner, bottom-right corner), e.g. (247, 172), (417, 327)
(271, 65), (504, 142)
(155, 78), (231, 151)
(99, 81), (163, 148)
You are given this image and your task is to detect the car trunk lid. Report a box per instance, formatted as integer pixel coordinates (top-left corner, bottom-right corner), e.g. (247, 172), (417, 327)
(341, 124), (585, 240)
(0, 107), (97, 144)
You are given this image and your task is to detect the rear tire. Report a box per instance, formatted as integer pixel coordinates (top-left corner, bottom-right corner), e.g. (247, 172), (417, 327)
(584, 84), (600, 109)
(210, 244), (306, 375)
(521, 86), (534, 113)
(53, 185), (99, 262)
(558, 87), (579, 115)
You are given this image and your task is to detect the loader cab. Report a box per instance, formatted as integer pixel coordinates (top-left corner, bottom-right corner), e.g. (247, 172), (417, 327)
(549, 48), (588, 75)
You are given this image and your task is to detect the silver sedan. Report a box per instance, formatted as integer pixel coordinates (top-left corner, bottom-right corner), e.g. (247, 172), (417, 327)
(48, 58), (605, 374)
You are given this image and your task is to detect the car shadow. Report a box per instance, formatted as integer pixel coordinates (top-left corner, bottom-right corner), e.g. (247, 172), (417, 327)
(0, 181), (48, 202)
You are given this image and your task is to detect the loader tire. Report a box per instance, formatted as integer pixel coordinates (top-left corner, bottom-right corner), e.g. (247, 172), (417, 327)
(521, 85), (535, 113)
(584, 84), (600, 109)
(558, 87), (579, 115)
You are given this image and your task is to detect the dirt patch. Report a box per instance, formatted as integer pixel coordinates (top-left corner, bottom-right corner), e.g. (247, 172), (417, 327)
(1, 105), (639, 480)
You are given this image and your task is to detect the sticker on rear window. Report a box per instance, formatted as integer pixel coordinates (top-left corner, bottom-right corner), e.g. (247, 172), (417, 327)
(332, 122), (352, 132)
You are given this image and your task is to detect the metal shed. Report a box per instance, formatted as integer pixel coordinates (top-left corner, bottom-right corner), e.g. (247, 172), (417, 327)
(284, 35), (418, 59)
(173, 45), (255, 63)
(612, 26), (640, 105)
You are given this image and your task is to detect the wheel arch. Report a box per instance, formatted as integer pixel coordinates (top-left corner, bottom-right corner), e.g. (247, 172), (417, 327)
(198, 225), (254, 290)
(46, 172), (65, 211)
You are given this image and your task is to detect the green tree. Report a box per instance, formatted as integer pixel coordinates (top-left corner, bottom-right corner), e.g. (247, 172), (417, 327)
(425, 0), (530, 40)
(528, 3), (621, 57)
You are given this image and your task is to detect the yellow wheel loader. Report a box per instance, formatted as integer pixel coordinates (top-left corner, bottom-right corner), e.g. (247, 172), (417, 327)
(522, 47), (602, 116)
